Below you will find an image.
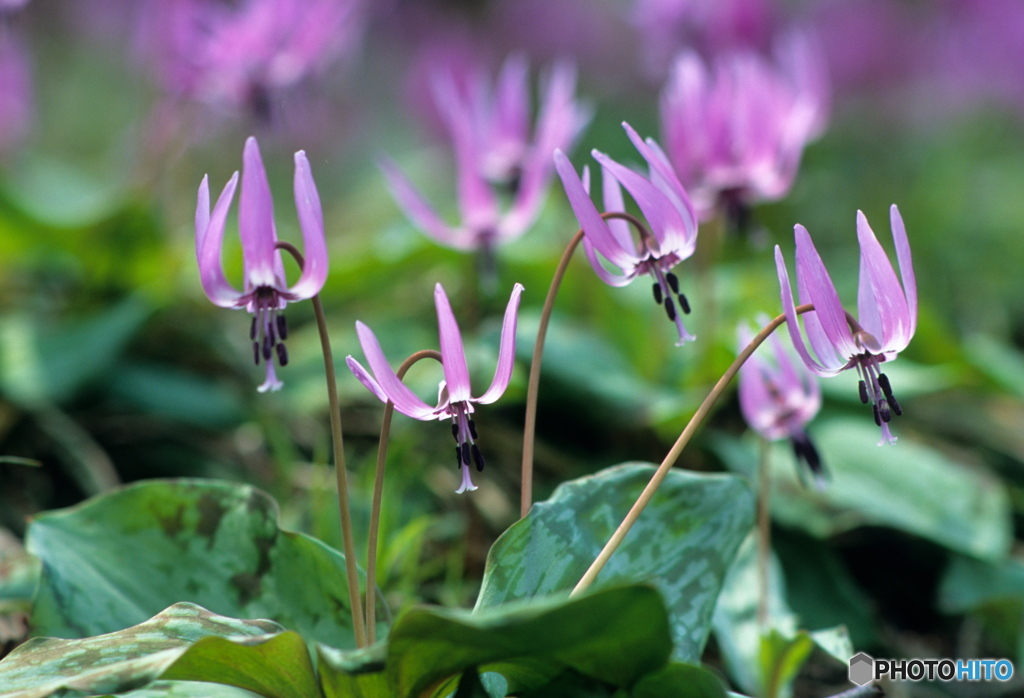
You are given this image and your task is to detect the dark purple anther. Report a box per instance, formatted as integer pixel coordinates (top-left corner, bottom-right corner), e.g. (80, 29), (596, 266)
(667, 272), (679, 293)
(653, 283), (663, 304)
(277, 314), (288, 341)
(664, 296), (677, 321)
(472, 444), (485, 472)
(253, 341), (261, 365)
(451, 423), (459, 440)
(468, 420), (478, 440)
(276, 343), (288, 366)
(677, 293), (690, 315)
(250, 317), (257, 340)
(858, 380), (869, 404)
(461, 442), (471, 466)
(262, 334), (273, 361)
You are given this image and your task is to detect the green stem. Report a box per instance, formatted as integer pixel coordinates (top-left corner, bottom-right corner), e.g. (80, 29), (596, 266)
(276, 241), (367, 648)
(520, 211), (652, 519)
(366, 349), (443, 644)
(571, 303), (814, 596)
(757, 434), (771, 630)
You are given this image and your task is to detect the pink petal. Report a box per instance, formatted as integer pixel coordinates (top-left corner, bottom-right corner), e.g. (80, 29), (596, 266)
(856, 211), (912, 353)
(794, 224), (859, 359)
(554, 150), (639, 271)
(583, 238), (637, 287)
(890, 204), (917, 338)
(775, 244), (845, 377)
(286, 150), (329, 299)
(354, 321), (437, 420)
(434, 283), (472, 403)
(345, 355), (389, 404)
(196, 172), (245, 308)
(475, 282), (524, 404)
(239, 137), (284, 289)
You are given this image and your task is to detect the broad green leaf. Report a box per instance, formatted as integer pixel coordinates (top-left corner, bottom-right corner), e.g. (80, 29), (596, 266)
(0, 602), (280, 698)
(318, 585), (672, 698)
(630, 663), (727, 698)
(162, 632), (320, 698)
(713, 419), (1012, 560)
(712, 534), (852, 697)
(476, 464), (755, 661)
(389, 585), (670, 697)
(28, 479), (368, 648)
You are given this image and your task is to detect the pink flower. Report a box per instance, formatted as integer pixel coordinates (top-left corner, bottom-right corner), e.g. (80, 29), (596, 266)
(382, 55), (590, 256)
(196, 137), (328, 392)
(660, 30), (829, 221)
(347, 283), (524, 493)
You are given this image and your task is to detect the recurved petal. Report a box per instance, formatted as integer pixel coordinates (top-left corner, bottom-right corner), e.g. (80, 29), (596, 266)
(197, 172), (245, 308)
(775, 245), (845, 377)
(434, 283), (472, 403)
(239, 137), (282, 289)
(583, 238), (636, 287)
(287, 150), (329, 299)
(891, 204), (917, 338)
(354, 321), (438, 420)
(855, 210), (912, 352)
(345, 355), (389, 403)
(475, 282), (524, 404)
(554, 149), (640, 270)
(794, 224), (860, 359)
(592, 150), (693, 259)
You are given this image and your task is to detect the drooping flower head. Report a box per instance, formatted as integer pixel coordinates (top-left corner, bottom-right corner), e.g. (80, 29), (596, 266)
(382, 55), (590, 262)
(775, 205), (916, 445)
(660, 29), (829, 223)
(346, 283), (524, 493)
(737, 320), (824, 486)
(139, 0), (363, 118)
(196, 136), (328, 392)
(554, 122), (699, 345)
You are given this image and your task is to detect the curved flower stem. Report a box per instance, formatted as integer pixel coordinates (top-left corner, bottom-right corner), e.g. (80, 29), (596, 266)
(276, 241), (367, 648)
(366, 349), (443, 644)
(571, 303), (814, 596)
(757, 434), (771, 629)
(520, 211), (652, 519)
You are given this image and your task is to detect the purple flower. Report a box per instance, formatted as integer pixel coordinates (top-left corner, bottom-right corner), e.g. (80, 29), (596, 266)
(382, 55), (590, 256)
(554, 122), (699, 345)
(196, 136), (328, 392)
(346, 283), (524, 493)
(139, 0), (362, 116)
(660, 29), (829, 221)
(775, 205), (916, 445)
(738, 320), (823, 485)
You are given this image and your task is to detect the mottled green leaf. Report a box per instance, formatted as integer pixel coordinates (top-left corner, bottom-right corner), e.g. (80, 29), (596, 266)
(476, 464), (755, 661)
(713, 419), (1012, 560)
(0, 602), (281, 698)
(27, 479), (367, 648)
(98, 680), (265, 697)
(316, 642), (389, 698)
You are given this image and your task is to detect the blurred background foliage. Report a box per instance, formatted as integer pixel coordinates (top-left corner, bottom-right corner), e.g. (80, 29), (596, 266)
(1, 0), (1024, 696)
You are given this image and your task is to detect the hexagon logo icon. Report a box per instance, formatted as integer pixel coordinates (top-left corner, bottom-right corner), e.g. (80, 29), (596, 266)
(849, 652), (874, 686)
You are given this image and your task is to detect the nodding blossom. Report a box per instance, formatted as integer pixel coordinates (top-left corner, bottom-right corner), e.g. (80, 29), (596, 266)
(660, 30), (829, 223)
(554, 122), (699, 346)
(195, 137), (328, 392)
(139, 0), (362, 117)
(738, 321), (824, 487)
(775, 205), (916, 445)
(382, 55), (590, 262)
(346, 283), (524, 494)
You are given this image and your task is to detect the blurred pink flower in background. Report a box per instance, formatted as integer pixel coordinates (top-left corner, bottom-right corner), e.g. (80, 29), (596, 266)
(659, 29), (829, 222)
(139, 0), (364, 117)
(383, 54), (591, 261)
(0, 3), (30, 153)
